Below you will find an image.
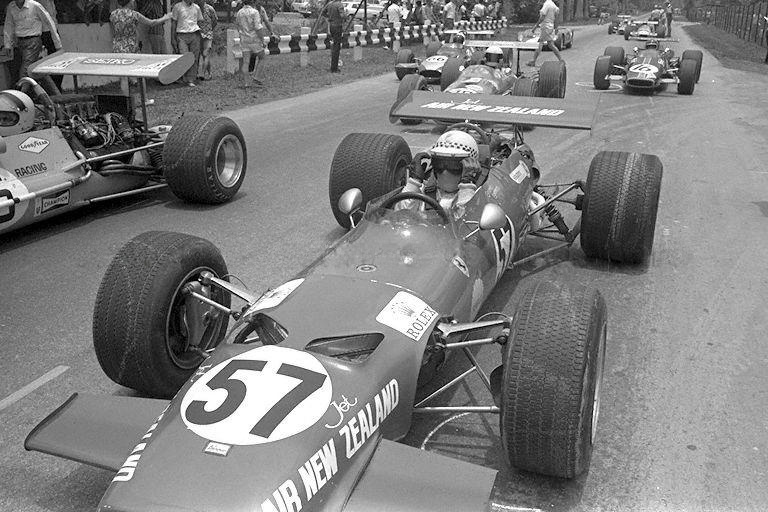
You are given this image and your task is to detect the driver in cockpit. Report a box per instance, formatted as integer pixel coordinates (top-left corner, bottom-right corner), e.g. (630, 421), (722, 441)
(398, 130), (483, 219)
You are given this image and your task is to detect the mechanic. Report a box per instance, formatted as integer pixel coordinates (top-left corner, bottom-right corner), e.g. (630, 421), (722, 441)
(483, 45), (504, 68)
(3, 0), (62, 82)
(398, 130), (483, 219)
(526, 0), (564, 68)
(0, 90), (34, 137)
(325, 0), (345, 73)
(171, 0), (204, 87)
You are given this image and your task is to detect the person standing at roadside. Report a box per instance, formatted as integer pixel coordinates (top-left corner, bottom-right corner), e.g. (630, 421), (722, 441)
(196, 0), (217, 80)
(3, 0), (62, 80)
(325, 0), (345, 73)
(171, 0), (204, 87)
(235, 0), (269, 86)
(664, 0), (673, 37)
(471, 0), (485, 21)
(111, 0), (170, 53)
(526, 0), (563, 67)
(137, 0), (169, 54)
(442, 0), (455, 30)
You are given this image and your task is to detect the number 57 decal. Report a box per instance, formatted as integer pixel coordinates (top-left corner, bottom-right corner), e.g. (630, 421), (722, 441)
(181, 346), (333, 445)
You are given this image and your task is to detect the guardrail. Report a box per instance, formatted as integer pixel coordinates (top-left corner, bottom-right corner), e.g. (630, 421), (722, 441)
(690, 3), (768, 48)
(226, 18), (508, 72)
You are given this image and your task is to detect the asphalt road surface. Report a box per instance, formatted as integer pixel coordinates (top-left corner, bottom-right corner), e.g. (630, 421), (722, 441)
(2, 20), (768, 512)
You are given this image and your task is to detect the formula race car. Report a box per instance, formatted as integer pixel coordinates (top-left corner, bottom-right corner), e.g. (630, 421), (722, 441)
(0, 52), (247, 237)
(391, 54), (567, 124)
(517, 26), (574, 51)
(26, 94), (663, 512)
(608, 14), (633, 34)
(623, 19), (670, 40)
(594, 41), (703, 94)
(394, 31), (481, 82)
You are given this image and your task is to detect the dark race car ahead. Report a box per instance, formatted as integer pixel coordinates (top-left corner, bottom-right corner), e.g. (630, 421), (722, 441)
(26, 94), (663, 512)
(593, 41), (703, 94)
(391, 41), (567, 125)
(608, 14), (633, 34)
(0, 52), (247, 237)
(623, 19), (673, 40)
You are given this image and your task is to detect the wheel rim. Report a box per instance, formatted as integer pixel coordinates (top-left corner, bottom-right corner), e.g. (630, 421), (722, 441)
(591, 321), (607, 444)
(214, 134), (244, 188)
(165, 266), (225, 369)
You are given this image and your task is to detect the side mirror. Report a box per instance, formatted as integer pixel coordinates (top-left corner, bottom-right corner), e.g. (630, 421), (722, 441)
(479, 203), (506, 230)
(338, 188), (363, 215)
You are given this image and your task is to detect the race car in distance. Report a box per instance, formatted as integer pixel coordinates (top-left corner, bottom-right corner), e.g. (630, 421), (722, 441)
(391, 52), (567, 124)
(26, 93), (663, 512)
(624, 19), (669, 40)
(594, 41), (702, 94)
(608, 14), (634, 34)
(394, 31), (483, 82)
(0, 52), (247, 237)
(517, 26), (574, 51)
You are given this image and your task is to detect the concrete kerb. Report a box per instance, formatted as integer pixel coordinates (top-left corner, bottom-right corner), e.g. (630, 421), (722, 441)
(225, 18), (508, 74)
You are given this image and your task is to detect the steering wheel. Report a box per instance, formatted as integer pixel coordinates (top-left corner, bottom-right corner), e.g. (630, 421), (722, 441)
(379, 191), (451, 224)
(445, 122), (491, 146)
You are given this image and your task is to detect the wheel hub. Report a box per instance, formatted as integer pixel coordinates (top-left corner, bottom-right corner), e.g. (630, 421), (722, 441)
(214, 134), (244, 188)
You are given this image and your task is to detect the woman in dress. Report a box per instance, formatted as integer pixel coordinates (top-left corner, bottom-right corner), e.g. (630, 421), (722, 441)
(196, 0), (218, 80)
(110, 0), (170, 54)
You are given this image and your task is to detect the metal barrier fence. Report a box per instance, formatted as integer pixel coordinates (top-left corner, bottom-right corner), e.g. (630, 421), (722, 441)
(689, 3), (768, 47)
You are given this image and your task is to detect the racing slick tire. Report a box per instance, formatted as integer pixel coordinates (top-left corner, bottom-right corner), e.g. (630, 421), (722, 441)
(511, 77), (538, 96)
(394, 74), (428, 125)
(537, 60), (566, 98)
(501, 281), (607, 479)
(395, 48), (415, 81)
(440, 57), (464, 91)
(426, 41), (442, 58)
(677, 58), (697, 95)
(624, 26), (632, 40)
(329, 133), (412, 229)
(580, 151), (663, 264)
(593, 56), (612, 90)
(163, 115), (247, 204)
(681, 49), (703, 82)
(93, 231), (231, 398)
(604, 46), (625, 67)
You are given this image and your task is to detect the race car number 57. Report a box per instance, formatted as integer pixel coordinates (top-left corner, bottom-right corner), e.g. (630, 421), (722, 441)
(181, 346), (333, 445)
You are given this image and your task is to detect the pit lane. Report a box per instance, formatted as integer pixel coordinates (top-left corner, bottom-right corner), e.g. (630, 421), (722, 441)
(2, 21), (768, 512)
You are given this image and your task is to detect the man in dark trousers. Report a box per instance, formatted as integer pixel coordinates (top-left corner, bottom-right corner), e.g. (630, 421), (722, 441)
(326, 0), (345, 72)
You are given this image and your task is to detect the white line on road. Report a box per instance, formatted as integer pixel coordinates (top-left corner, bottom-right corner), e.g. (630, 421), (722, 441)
(0, 366), (69, 412)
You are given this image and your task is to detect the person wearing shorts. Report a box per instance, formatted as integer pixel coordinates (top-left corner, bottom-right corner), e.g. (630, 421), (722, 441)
(526, 0), (563, 67)
(196, 0), (217, 80)
(236, 0), (270, 86)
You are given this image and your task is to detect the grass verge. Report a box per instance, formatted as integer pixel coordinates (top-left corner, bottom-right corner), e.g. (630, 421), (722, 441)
(682, 23), (768, 75)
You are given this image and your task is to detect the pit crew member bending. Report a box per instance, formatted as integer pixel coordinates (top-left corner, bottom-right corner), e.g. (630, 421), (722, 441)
(398, 130), (483, 219)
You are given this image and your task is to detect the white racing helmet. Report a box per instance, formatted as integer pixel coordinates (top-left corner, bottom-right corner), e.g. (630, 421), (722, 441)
(453, 31), (467, 44)
(429, 130), (479, 173)
(485, 45), (504, 68)
(0, 90), (34, 136)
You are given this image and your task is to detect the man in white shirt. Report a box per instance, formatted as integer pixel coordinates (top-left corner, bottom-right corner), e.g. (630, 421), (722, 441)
(471, 1), (485, 20)
(526, 0), (563, 67)
(442, 0), (455, 29)
(3, 0), (62, 81)
(171, 0), (204, 86)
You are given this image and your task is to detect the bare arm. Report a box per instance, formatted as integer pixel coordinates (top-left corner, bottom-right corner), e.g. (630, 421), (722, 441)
(36, 4), (62, 49)
(4, 10), (15, 49)
(138, 12), (170, 26)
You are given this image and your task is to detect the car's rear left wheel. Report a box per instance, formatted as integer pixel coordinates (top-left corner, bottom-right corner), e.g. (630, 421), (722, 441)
(501, 281), (607, 479)
(580, 151), (663, 264)
(329, 133), (412, 229)
(393, 74), (428, 125)
(93, 231), (230, 398)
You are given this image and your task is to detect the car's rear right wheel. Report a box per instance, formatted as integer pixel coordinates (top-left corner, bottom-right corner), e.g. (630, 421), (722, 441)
(501, 281), (607, 479)
(329, 133), (412, 229)
(580, 151), (663, 264)
(93, 231), (230, 398)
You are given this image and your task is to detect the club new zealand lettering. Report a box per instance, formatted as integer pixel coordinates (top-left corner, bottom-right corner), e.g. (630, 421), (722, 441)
(260, 379), (399, 512)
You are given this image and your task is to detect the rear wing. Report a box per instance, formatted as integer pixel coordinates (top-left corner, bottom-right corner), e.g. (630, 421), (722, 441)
(29, 52), (195, 85)
(465, 40), (540, 50)
(390, 90), (597, 130)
